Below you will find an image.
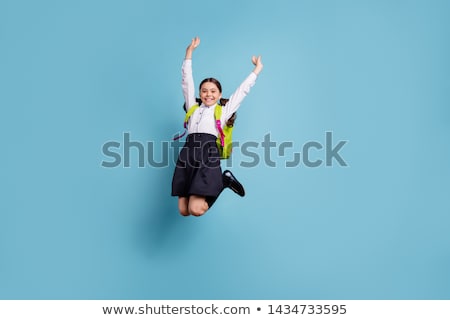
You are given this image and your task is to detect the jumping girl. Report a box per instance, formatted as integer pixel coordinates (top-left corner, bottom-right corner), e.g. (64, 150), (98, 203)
(172, 37), (263, 217)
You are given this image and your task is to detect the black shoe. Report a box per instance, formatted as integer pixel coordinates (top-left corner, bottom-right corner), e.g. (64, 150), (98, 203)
(222, 170), (245, 197)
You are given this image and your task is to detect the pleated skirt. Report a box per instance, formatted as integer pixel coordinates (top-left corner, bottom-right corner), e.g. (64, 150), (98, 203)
(171, 133), (223, 199)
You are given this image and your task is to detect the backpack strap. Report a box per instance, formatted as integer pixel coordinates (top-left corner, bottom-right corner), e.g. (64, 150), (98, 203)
(173, 104), (199, 141)
(214, 105), (225, 147)
(184, 104), (199, 126)
(173, 104), (226, 145)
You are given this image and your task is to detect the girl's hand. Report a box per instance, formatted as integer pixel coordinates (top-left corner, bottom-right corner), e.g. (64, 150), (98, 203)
(185, 37), (200, 59)
(252, 55), (263, 75)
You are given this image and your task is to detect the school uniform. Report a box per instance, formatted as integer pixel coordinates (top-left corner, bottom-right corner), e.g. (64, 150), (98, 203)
(171, 59), (257, 204)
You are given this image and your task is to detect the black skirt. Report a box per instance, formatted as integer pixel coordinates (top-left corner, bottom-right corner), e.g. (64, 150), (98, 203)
(171, 133), (223, 199)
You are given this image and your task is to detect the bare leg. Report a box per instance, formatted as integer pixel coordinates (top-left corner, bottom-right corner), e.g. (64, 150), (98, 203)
(188, 195), (209, 217)
(178, 197), (190, 216)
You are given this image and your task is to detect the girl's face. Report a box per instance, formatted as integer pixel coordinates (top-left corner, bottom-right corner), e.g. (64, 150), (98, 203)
(200, 82), (222, 107)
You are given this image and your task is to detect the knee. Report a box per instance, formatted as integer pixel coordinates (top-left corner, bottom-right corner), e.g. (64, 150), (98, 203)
(179, 207), (190, 216)
(178, 198), (190, 216)
(189, 203), (208, 217)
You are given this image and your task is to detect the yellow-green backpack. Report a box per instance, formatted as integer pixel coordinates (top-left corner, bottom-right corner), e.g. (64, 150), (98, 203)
(175, 103), (235, 159)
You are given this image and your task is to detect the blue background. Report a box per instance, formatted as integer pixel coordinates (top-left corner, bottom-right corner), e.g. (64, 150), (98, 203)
(1, 0), (449, 299)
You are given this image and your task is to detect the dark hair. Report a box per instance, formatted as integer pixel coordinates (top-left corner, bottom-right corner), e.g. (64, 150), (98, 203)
(199, 78), (222, 93)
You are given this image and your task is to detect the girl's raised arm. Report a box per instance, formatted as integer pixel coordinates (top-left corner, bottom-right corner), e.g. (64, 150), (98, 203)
(182, 37), (200, 110)
(222, 55), (263, 119)
(251, 55), (263, 75)
(185, 37), (200, 60)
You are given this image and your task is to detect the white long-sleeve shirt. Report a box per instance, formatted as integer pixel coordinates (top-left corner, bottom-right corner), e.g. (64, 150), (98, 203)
(182, 59), (257, 136)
